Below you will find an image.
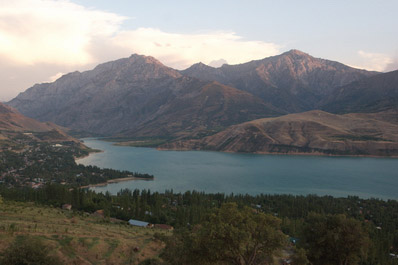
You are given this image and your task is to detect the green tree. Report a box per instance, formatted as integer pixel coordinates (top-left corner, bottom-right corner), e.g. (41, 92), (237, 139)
(291, 247), (309, 265)
(302, 213), (370, 265)
(163, 202), (286, 265)
(1, 236), (62, 265)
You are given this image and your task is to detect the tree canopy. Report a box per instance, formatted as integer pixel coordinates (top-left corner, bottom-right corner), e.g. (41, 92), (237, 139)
(1, 236), (62, 265)
(302, 213), (370, 265)
(163, 202), (286, 265)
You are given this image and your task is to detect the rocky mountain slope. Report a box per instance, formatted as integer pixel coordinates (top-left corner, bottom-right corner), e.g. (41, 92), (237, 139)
(7, 50), (396, 154)
(182, 50), (377, 112)
(159, 110), (398, 156)
(321, 70), (398, 113)
(124, 80), (280, 138)
(0, 102), (78, 144)
(8, 54), (279, 138)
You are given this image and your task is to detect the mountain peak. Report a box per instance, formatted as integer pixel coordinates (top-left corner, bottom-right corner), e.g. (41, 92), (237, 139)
(193, 62), (214, 69)
(128, 53), (164, 66)
(91, 53), (181, 79)
(283, 49), (310, 57)
(183, 62), (216, 72)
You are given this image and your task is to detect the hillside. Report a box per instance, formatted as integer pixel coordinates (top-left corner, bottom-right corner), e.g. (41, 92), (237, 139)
(159, 110), (398, 156)
(0, 201), (165, 264)
(0, 102), (56, 132)
(0, 102), (79, 145)
(8, 55), (279, 138)
(182, 50), (377, 112)
(321, 70), (398, 113)
(123, 80), (280, 139)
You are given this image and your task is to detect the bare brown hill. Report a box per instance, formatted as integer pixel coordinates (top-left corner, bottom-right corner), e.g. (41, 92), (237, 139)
(159, 110), (398, 156)
(0, 102), (79, 144)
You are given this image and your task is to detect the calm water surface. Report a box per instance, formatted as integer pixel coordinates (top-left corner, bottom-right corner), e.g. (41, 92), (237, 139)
(77, 139), (398, 200)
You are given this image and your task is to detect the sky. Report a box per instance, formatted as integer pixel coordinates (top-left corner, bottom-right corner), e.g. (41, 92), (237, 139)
(1, 0), (397, 101)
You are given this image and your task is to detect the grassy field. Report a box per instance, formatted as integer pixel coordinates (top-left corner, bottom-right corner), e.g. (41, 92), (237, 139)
(0, 201), (168, 264)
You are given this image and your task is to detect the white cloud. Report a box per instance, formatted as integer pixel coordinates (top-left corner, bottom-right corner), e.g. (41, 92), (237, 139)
(48, 72), (65, 82)
(209, 59), (228, 68)
(0, 0), (125, 66)
(0, 0), (281, 100)
(355, 50), (393, 72)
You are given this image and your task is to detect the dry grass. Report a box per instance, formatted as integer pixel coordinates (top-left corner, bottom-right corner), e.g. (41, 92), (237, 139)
(0, 201), (168, 264)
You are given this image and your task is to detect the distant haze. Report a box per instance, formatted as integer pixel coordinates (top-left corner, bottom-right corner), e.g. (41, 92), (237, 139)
(209, 59), (228, 68)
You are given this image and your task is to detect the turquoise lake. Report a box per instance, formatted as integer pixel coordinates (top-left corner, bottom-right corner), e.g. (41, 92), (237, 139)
(76, 138), (398, 200)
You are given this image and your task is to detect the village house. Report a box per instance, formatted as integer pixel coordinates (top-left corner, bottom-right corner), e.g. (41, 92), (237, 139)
(62, 204), (72, 210)
(128, 219), (153, 228)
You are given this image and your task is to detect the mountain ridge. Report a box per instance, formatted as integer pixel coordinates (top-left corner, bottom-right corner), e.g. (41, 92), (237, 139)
(181, 49), (378, 112)
(159, 110), (398, 156)
(7, 50), (395, 153)
(8, 54), (280, 137)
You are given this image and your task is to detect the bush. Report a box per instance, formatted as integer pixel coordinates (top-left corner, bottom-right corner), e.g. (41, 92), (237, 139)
(1, 236), (62, 265)
(139, 257), (164, 265)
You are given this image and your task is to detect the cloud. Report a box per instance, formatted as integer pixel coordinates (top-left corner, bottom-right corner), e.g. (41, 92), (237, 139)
(111, 28), (281, 69)
(0, 0), (126, 66)
(0, 0), (281, 101)
(209, 59), (228, 68)
(48, 72), (65, 82)
(384, 56), (398, 72)
(355, 50), (393, 72)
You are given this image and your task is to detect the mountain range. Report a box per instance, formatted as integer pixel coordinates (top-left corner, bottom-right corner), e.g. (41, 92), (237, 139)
(182, 50), (377, 112)
(8, 55), (279, 138)
(6, 50), (398, 156)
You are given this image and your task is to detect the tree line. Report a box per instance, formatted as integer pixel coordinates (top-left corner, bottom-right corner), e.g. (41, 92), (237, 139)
(1, 184), (398, 264)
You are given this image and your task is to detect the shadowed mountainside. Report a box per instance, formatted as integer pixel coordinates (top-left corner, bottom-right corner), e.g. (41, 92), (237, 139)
(321, 70), (398, 113)
(182, 50), (377, 113)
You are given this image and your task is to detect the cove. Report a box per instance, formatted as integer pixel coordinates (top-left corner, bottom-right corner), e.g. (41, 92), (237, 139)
(77, 138), (398, 200)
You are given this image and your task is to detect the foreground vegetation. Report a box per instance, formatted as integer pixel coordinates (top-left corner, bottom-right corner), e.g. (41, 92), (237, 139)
(0, 200), (165, 264)
(1, 185), (398, 264)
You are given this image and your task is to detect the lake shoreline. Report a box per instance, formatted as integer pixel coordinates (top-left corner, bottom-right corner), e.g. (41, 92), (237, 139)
(89, 137), (398, 158)
(77, 138), (398, 200)
(74, 149), (104, 162)
(80, 176), (154, 189)
(156, 146), (398, 159)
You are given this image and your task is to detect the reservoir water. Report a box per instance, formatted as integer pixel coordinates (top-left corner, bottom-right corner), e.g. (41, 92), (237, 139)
(77, 138), (398, 200)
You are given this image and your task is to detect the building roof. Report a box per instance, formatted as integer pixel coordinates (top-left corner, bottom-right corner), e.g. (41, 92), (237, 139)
(128, 219), (149, 227)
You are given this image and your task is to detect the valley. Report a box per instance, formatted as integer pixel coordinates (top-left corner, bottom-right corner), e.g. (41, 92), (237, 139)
(2, 2), (398, 264)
